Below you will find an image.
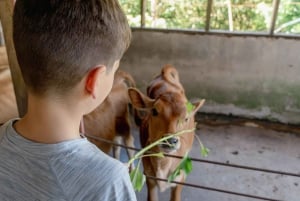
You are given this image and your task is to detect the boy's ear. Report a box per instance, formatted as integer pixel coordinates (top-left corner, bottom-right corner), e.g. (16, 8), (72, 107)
(85, 66), (106, 98)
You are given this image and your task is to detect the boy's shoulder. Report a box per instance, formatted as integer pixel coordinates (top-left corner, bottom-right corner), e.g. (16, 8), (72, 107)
(56, 138), (125, 174)
(43, 132), (124, 173)
(0, 121), (136, 201)
(51, 139), (134, 200)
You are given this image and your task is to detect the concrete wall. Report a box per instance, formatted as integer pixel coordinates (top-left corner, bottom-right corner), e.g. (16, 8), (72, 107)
(120, 29), (300, 124)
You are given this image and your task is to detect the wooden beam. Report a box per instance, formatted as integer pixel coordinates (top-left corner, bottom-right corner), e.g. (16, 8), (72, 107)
(0, 0), (27, 117)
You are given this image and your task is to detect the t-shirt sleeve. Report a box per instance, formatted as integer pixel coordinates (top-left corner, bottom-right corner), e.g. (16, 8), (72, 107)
(56, 143), (137, 201)
(94, 165), (137, 201)
(74, 162), (137, 201)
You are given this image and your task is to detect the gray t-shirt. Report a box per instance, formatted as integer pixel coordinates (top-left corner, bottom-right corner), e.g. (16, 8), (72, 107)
(0, 120), (137, 201)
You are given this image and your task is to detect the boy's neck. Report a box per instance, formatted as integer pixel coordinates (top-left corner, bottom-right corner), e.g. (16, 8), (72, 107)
(14, 94), (83, 144)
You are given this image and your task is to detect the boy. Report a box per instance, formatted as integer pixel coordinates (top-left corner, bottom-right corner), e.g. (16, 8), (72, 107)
(0, 0), (137, 201)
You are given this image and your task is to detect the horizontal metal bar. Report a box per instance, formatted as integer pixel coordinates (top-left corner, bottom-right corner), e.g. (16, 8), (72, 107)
(146, 175), (282, 201)
(84, 134), (300, 178)
(177, 155), (300, 178)
(130, 27), (300, 40)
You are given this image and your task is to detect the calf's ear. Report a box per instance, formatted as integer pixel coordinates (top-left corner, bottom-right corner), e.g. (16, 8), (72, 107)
(162, 64), (180, 84)
(128, 88), (155, 109)
(191, 99), (205, 115)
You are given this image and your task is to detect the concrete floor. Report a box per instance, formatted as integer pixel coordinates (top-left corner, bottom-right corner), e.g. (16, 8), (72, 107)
(119, 121), (300, 201)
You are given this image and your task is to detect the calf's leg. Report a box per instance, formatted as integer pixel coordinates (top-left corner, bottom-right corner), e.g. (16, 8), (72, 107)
(147, 179), (159, 201)
(113, 136), (122, 159)
(170, 184), (183, 201)
(124, 133), (135, 160)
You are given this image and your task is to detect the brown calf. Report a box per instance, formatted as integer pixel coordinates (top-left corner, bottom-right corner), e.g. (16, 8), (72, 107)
(83, 70), (135, 162)
(128, 65), (205, 201)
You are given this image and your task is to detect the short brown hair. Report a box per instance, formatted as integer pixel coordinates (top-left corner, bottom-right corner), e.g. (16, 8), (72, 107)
(13, 0), (131, 95)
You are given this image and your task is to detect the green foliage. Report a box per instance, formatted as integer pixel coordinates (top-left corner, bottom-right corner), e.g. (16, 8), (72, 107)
(211, 0), (273, 31)
(128, 128), (195, 191)
(143, 152), (165, 158)
(130, 164), (146, 192)
(194, 132), (210, 157)
(145, 0), (207, 29)
(119, 0), (300, 34)
(168, 153), (192, 182)
(201, 146), (210, 157)
(127, 126), (209, 191)
(276, 0), (300, 33)
(186, 101), (195, 114)
(119, 0), (141, 27)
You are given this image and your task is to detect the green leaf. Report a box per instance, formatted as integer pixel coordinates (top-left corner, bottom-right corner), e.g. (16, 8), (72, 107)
(186, 101), (195, 114)
(181, 155), (192, 175)
(168, 167), (181, 182)
(194, 134), (210, 158)
(143, 152), (165, 159)
(130, 168), (146, 192)
(168, 153), (192, 182)
(200, 146), (210, 157)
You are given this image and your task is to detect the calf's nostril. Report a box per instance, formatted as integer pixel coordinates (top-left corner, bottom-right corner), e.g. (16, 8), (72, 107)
(167, 137), (178, 145)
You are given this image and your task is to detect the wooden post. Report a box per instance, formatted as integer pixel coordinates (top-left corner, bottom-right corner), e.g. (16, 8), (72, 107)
(227, 0), (233, 31)
(140, 0), (146, 28)
(269, 0), (280, 35)
(0, 0), (27, 117)
(205, 0), (213, 32)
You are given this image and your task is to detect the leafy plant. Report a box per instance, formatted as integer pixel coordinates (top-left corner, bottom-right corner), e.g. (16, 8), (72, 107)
(127, 128), (196, 191)
(167, 153), (192, 182)
(129, 160), (145, 192)
(186, 101), (195, 114)
(195, 132), (210, 157)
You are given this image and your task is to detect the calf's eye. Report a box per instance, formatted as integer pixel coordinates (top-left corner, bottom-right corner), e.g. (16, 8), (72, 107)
(152, 108), (158, 116)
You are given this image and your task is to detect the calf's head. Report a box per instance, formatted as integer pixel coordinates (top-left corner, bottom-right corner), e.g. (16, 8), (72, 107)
(128, 88), (205, 153)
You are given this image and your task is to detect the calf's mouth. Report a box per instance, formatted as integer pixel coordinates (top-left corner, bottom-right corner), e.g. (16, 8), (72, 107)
(159, 136), (180, 153)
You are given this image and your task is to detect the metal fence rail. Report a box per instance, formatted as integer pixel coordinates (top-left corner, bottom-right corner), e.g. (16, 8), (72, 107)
(146, 176), (282, 201)
(84, 133), (298, 201)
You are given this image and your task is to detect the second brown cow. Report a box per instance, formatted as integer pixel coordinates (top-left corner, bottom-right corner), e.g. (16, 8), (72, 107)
(128, 64), (205, 201)
(83, 70), (136, 163)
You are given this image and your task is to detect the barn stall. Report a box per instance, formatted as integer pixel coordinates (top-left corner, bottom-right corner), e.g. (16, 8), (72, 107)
(1, 0), (300, 201)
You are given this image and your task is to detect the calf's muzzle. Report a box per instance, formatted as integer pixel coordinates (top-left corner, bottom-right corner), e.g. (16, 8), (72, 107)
(160, 135), (180, 152)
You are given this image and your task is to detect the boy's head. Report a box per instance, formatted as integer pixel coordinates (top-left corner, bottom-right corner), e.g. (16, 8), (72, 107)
(13, 0), (131, 97)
